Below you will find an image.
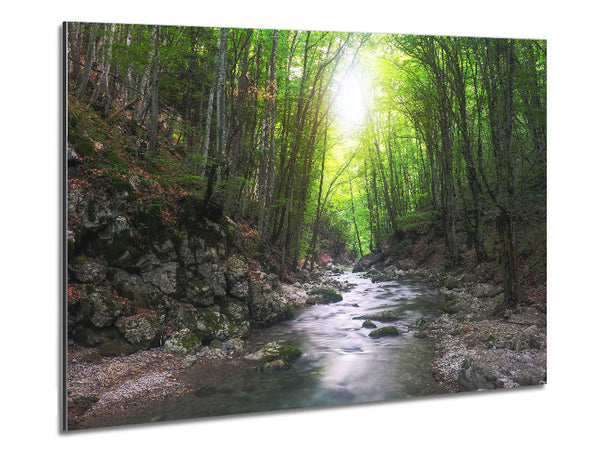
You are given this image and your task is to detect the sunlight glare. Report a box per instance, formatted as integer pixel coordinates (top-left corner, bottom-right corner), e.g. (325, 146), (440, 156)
(335, 71), (367, 131)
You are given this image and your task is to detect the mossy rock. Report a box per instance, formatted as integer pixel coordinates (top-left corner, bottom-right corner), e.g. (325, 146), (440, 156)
(444, 278), (461, 290)
(164, 328), (202, 354)
(308, 287), (343, 304)
(355, 310), (402, 322)
(116, 315), (165, 350)
(69, 133), (95, 158)
(97, 338), (137, 357)
(442, 299), (459, 314)
(362, 320), (377, 329)
(260, 359), (291, 372)
(261, 342), (302, 364)
(369, 326), (400, 339)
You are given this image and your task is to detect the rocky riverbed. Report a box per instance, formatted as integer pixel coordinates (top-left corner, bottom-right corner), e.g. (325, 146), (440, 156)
(67, 274), (347, 429)
(357, 255), (547, 392)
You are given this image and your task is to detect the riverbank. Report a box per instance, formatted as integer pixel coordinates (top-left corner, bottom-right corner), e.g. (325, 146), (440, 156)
(358, 255), (547, 392)
(67, 271), (354, 429)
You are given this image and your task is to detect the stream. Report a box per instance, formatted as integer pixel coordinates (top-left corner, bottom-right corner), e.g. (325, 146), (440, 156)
(142, 269), (447, 423)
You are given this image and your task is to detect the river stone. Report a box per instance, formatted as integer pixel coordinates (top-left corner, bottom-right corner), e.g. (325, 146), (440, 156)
(307, 286), (343, 304)
(355, 310), (402, 322)
(362, 320), (377, 329)
(260, 359), (290, 372)
(369, 326), (400, 338)
(246, 342), (302, 370)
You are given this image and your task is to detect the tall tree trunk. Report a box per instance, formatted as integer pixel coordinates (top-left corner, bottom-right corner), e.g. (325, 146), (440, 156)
(350, 181), (363, 258)
(75, 23), (98, 99)
(148, 26), (161, 156)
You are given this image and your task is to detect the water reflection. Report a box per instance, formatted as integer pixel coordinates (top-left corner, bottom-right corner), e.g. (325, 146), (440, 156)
(134, 270), (447, 423)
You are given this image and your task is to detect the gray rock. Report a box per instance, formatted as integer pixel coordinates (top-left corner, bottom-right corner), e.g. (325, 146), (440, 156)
(248, 282), (293, 327)
(509, 325), (544, 351)
(77, 286), (122, 328)
(110, 269), (170, 310)
(141, 262), (179, 295)
(458, 351), (547, 391)
(115, 315), (164, 349)
(185, 276), (216, 307)
(260, 359), (290, 372)
(183, 355), (197, 367)
(69, 258), (106, 284)
(164, 328), (201, 355)
(225, 255), (250, 299)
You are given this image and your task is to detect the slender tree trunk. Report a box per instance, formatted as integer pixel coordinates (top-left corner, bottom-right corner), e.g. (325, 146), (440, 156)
(76, 23), (98, 99)
(148, 26), (161, 156)
(350, 181), (363, 258)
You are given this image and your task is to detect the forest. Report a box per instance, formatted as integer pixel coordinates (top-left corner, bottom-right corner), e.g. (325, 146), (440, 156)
(65, 22), (546, 428)
(67, 23), (545, 310)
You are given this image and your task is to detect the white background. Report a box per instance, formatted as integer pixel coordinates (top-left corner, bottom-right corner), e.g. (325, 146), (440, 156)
(1, 0), (598, 447)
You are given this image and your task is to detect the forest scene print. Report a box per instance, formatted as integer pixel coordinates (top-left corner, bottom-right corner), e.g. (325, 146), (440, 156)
(65, 22), (546, 430)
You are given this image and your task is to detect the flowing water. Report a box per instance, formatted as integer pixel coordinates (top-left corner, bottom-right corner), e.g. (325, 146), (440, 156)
(139, 269), (447, 423)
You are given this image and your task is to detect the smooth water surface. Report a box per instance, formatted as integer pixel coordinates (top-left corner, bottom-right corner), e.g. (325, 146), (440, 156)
(140, 270), (447, 423)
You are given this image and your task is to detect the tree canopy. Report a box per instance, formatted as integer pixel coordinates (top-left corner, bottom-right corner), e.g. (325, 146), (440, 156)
(67, 23), (546, 310)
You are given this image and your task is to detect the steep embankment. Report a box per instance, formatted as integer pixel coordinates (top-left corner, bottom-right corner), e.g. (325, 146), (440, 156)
(353, 224), (547, 392)
(66, 97), (329, 427)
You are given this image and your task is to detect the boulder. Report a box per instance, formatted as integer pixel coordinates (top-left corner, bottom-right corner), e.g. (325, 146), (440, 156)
(509, 325), (544, 351)
(97, 337), (138, 356)
(225, 255), (250, 299)
(307, 286), (343, 304)
(245, 341), (302, 371)
(164, 328), (202, 355)
(248, 282), (293, 327)
(115, 315), (164, 350)
(109, 269), (170, 310)
(185, 276), (216, 307)
(141, 262), (180, 295)
(261, 359), (290, 372)
(458, 351), (547, 391)
(76, 285), (121, 328)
